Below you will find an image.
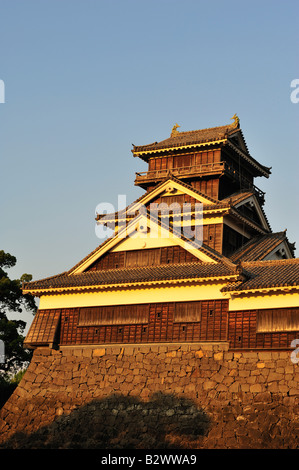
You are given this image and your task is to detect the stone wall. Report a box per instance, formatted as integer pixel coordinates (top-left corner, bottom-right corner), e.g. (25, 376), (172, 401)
(0, 342), (298, 449)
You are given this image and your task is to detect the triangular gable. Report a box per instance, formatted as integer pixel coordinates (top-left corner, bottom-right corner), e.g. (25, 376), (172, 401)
(70, 210), (229, 274)
(263, 239), (294, 261)
(96, 176), (219, 227)
(229, 193), (271, 232)
(226, 128), (271, 178)
(138, 177), (219, 207)
(229, 231), (295, 263)
(227, 128), (250, 155)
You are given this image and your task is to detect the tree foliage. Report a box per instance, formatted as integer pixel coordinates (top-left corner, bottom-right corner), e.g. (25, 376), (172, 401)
(0, 250), (37, 376)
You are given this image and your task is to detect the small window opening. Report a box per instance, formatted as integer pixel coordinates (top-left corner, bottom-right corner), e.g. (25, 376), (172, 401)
(209, 309), (213, 316)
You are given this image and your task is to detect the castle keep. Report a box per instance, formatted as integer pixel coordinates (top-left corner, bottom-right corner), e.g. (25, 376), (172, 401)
(23, 116), (299, 351)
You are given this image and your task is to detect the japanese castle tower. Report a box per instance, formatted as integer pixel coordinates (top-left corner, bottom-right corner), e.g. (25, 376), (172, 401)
(23, 116), (299, 350)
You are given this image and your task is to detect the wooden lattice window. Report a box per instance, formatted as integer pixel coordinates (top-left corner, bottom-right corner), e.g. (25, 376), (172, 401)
(174, 301), (202, 323)
(125, 249), (160, 267)
(78, 304), (150, 326)
(256, 308), (299, 332)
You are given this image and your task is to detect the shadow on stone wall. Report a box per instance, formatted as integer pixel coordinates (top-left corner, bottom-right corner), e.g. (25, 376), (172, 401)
(0, 392), (210, 449)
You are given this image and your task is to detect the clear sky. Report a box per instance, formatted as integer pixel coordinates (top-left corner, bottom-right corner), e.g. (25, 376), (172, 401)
(1, 0), (298, 331)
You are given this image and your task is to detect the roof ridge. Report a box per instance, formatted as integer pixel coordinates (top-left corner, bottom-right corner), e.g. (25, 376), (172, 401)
(221, 189), (254, 200)
(23, 261), (239, 294)
(68, 260), (227, 277)
(23, 271), (68, 287)
(132, 121), (237, 154)
(67, 235), (115, 274)
(242, 257), (299, 266)
(173, 122), (234, 136)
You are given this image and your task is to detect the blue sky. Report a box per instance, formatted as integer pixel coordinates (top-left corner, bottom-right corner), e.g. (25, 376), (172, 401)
(1, 0), (298, 330)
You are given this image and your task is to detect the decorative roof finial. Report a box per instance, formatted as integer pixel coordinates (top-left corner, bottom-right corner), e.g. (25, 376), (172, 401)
(231, 114), (240, 128)
(171, 123), (180, 137)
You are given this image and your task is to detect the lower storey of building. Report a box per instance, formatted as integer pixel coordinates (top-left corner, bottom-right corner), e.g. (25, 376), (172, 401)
(25, 300), (299, 350)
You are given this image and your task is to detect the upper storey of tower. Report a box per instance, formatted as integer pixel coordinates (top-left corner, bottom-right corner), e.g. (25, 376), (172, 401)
(132, 116), (271, 203)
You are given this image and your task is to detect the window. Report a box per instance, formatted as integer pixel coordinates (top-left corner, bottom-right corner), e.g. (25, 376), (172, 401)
(78, 304), (149, 326)
(257, 308), (299, 332)
(174, 302), (201, 322)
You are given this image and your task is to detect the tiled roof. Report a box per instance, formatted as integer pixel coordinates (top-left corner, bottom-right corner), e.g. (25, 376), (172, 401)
(23, 261), (238, 293)
(24, 310), (61, 346)
(221, 190), (254, 206)
(230, 232), (291, 262)
(222, 258), (299, 293)
(132, 123), (237, 154)
(132, 121), (271, 177)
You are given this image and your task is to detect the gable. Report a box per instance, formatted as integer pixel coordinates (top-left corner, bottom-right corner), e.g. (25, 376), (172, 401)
(133, 178), (218, 209)
(87, 245), (201, 271)
(228, 129), (249, 154)
(96, 177), (218, 229)
(233, 194), (270, 232)
(263, 240), (294, 261)
(71, 211), (221, 275)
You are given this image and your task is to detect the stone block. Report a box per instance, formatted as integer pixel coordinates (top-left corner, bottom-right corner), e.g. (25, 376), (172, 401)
(23, 371), (36, 383)
(93, 348), (106, 357)
(82, 348), (92, 357)
(267, 382), (279, 393)
(212, 372), (224, 383)
(166, 350), (177, 358)
(250, 384), (262, 393)
(258, 352), (273, 360)
(193, 349), (203, 359)
(256, 362), (265, 369)
(222, 376), (234, 386)
(253, 392), (272, 403)
(214, 352), (224, 361)
(228, 382), (240, 393)
(203, 380), (216, 391)
(233, 352), (242, 359)
(73, 349), (84, 357)
(268, 372), (284, 382)
(35, 374), (46, 383)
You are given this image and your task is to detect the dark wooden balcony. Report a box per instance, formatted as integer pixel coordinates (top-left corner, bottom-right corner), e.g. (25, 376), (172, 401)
(134, 162), (265, 203)
(135, 162), (226, 187)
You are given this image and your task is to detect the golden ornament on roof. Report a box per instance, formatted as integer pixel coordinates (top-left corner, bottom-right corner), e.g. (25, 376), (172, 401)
(231, 114), (240, 128)
(171, 123), (180, 136)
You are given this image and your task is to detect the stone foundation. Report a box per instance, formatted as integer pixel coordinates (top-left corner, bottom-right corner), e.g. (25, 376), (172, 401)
(0, 342), (298, 448)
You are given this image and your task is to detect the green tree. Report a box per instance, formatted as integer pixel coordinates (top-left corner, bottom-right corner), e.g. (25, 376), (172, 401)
(0, 250), (37, 376)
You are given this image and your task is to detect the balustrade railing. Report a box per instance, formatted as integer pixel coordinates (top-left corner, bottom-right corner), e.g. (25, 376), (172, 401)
(135, 161), (265, 201)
